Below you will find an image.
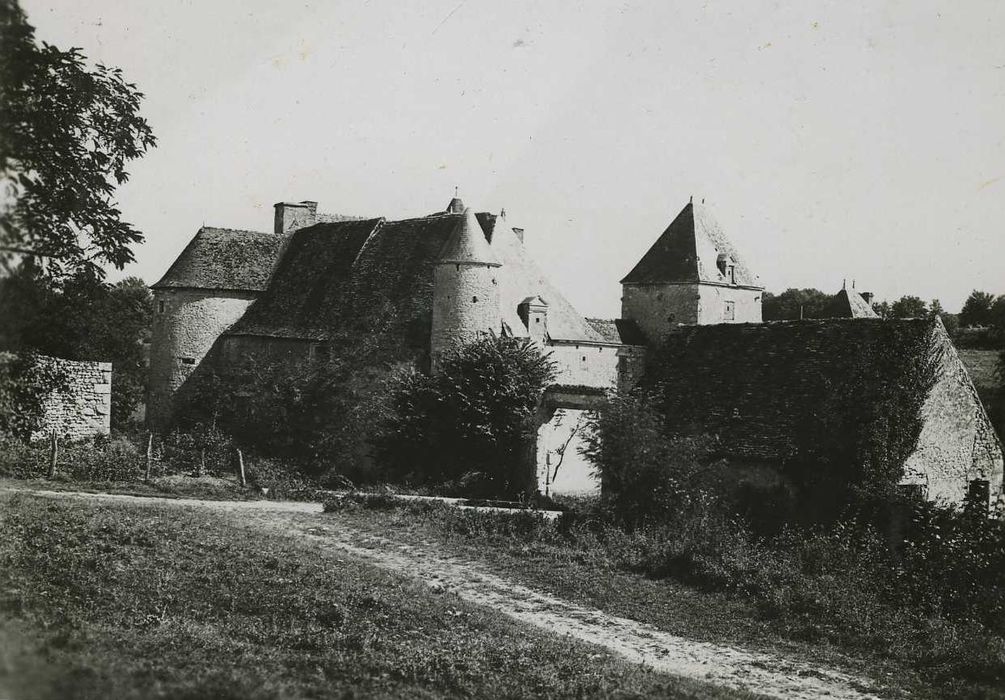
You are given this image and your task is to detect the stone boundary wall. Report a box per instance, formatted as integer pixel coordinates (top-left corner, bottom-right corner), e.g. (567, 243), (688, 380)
(33, 356), (112, 441)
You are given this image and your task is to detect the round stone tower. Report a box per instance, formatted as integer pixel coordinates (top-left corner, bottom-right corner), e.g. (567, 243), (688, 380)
(430, 207), (502, 371)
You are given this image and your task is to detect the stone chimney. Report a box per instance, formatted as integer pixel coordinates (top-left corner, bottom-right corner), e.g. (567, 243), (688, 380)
(274, 201), (318, 234)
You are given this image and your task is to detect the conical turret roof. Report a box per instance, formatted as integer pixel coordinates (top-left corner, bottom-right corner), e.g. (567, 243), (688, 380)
(437, 208), (501, 266)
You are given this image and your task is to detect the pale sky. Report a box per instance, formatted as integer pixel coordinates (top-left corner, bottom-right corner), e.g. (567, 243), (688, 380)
(22, 0), (1005, 316)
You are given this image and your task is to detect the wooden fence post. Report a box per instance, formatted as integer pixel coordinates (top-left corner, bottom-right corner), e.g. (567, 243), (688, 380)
(145, 432), (153, 482)
(47, 431), (58, 479)
(236, 448), (246, 487)
(197, 448), (206, 477)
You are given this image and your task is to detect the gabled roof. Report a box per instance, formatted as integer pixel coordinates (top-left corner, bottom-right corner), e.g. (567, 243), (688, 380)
(437, 208), (501, 266)
(827, 288), (878, 318)
(151, 227), (290, 291)
(586, 318), (647, 346)
(228, 211), (604, 346)
(621, 201), (760, 288)
(644, 318), (945, 462)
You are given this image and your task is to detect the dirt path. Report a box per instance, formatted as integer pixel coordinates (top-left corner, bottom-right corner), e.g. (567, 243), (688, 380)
(4, 488), (881, 700)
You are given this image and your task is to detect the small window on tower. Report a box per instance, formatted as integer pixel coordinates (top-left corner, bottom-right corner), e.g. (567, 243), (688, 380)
(158, 301), (165, 313)
(180, 357), (195, 365)
(472, 296), (478, 303)
(724, 301), (735, 321)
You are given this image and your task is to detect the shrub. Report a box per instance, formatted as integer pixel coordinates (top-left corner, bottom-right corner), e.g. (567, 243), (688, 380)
(375, 335), (556, 498)
(176, 344), (395, 483)
(580, 391), (719, 526)
(0, 352), (70, 440)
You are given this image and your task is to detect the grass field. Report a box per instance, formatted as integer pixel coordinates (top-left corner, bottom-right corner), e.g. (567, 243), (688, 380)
(322, 499), (1005, 700)
(959, 348), (1001, 392)
(0, 491), (750, 700)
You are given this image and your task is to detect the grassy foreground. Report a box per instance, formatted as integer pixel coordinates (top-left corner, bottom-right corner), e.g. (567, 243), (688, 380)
(0, 491), (748, 700)
(323, 497), (1005, 700)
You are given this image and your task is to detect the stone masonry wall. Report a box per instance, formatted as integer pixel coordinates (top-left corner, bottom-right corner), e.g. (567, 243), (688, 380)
(430, 263), (500, 371)
(147, 288), (259, 428)
(696, 285), (762, 324)
(32, 356), (111, 441)
(621, 283), (699, 344)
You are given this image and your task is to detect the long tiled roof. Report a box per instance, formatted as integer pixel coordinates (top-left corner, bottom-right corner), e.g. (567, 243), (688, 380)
(151, 227), (290, 292)
(621, 202), (760, 287)
(644, 318), (943, 462)
(227, 211), (605, 347)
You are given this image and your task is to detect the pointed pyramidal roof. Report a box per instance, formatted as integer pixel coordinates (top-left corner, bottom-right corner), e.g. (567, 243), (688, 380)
(445, 187), (464, 214)
(621, 201), (760, 287)
(437, 208), (501, 266)
(827, 287), (879, 318)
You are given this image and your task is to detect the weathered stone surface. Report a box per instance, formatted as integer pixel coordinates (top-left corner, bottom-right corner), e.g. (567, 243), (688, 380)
(29, 355), (111, 441)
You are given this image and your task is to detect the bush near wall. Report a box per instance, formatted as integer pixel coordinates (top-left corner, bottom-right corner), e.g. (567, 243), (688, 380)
(375, 335), (557, 499)
(0, 351), (70, 440)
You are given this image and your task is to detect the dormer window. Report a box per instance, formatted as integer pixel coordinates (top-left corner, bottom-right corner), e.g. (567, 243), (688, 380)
(716, 253), (735, 283)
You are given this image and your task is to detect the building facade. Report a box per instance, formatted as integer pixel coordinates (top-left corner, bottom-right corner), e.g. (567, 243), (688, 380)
(146, 195), (1002, 506)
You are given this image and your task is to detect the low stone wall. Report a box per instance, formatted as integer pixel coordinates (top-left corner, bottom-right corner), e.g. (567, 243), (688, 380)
(33, 356), (112, 441)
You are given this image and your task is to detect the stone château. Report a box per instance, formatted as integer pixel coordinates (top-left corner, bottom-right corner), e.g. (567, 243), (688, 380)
(147, 194), (1003, 507)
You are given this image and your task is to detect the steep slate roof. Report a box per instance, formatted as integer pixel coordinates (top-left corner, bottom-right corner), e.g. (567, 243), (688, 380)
(228, 211), (605, 347)
(152, 227), (290, 292)
(645, 318), (943, 462)
(826, 288), (879, 318)
(586, 318), (647, 345)
(438, 208), (501, 266)
(621, 201), (760, 287)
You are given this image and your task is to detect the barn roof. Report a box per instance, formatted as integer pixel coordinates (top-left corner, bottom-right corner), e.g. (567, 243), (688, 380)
(644, 318), (945, 463)
(621, 201), (760, 288)
(151, 227), (290, 292)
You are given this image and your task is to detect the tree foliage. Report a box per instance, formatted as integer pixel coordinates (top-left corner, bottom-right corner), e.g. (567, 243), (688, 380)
(889, 295), (928, 319)
(762, 288), (832, 321)
(581, 392), (719, 526)
(0, 0), (155, 280)
(959, 290), (996, 328)
(0, 351), (69, 439)
(376, 335), (556, 498)
(176, 345), (394, 485)
(0, 264), (152, 426)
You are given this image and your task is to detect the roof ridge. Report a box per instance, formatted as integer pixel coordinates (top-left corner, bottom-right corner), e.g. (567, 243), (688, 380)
(199, 225), (274, 236)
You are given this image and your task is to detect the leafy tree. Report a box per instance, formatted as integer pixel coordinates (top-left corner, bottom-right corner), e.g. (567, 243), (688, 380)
(959, 290), (996, 328)
(928, 299), (959, 335)
(989, 295), (1005, 336)
(581, 392), (718, 526)
(0, 267), (152, 426)
(177, 336), (398, 485)
(890, 295), (928, 319)
(762, 288), (832, 321)
(377, 335), (556, 498)
(0, 0), (155, 280)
